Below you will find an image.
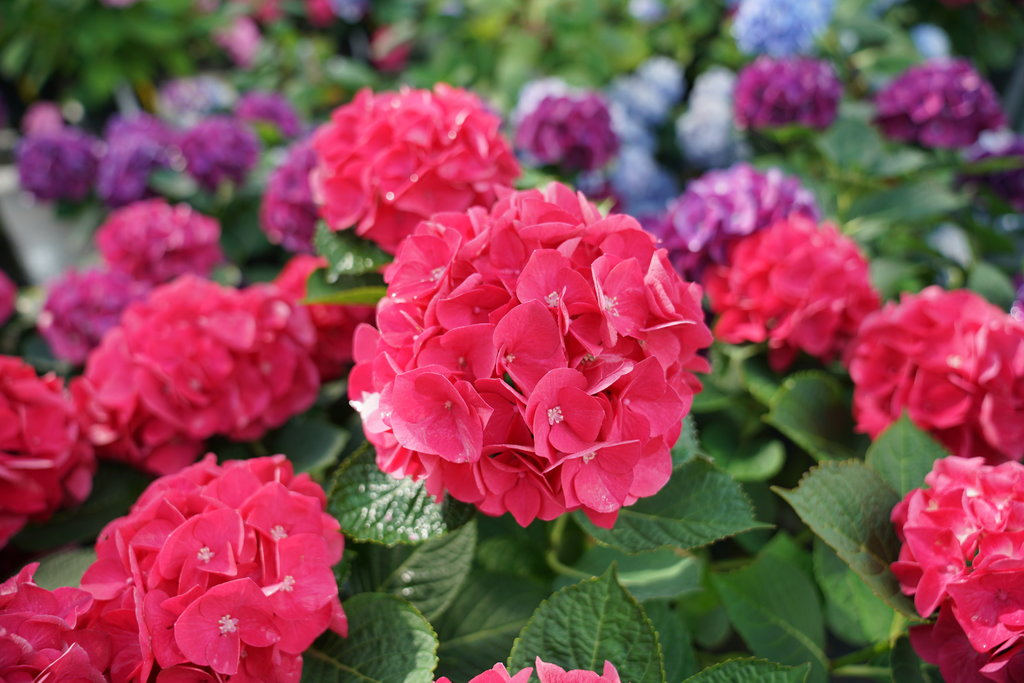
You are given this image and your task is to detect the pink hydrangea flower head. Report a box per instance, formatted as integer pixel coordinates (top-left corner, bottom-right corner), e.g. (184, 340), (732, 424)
(0, 562), (105, 681)
(535, 659), (622, 683)
(735, 56), (841, 130)
(0, 356), (95, 548)
(312, 85), (521, 254)
(349, 182), (712, 528)
(436, 663), (533, 683)
(96, 199), (224, 285)
(181, 116), (260, 192)
(0, 269), (14, 326)
(848, 286), (1024, 463)
(215, 15), (262, 68)
(21, 101), (64, 135)
(261, 138), (318, 253)
(76, 454), (345, 682)
(875, 58), (1006, 149)
(71, 275), (318, 475)
(893, 456), (1024, 679)
(272, 254), (375, 380)
(705, 215), (880, 371)
(38, 268), (152, 365)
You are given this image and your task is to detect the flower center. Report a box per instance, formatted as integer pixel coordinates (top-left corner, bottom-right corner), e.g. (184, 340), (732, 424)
(602, 295), (619, 316)
(429, 267), (445, 282)
(270, 525), (288, 541)
(282, 575), (296, 593)
(218, 614), (239, 635)
(197, 546), (215, 563)
(582, 452), (595, 463)
(545, 291), (560, 307)
(504, 353), (516, 364)
(547, 406), (564, 426)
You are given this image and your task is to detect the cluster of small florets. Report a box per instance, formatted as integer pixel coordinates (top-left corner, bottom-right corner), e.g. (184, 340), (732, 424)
(261, 138), (320, 253)
(734, 56), (841, 130)
(437, 659), (622, 683)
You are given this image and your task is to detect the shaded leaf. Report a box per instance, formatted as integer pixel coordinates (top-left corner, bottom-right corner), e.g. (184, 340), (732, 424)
(31, 548), (96, 590)
(813, 539), (895, 646)
(865, 415), (947, 496)
(684, 658), (810, 682)
(765, 372), (865, 461)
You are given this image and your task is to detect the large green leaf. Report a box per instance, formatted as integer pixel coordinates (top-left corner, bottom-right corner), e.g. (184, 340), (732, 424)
(556, 546), (703, 602)
(268, 415), (349, 477)
(774, 461), (916, 616)
(683, 658), (810, 683)
(302, 593), (437, 683)
(645, 600), (699, 681)
(765, 371), (865, 461)
(813, 540), (895, 646)
(576, 458), (768, 554)
(711, 552), (827, 683)
(435, 570), (547, 682)
(314, 223), (392, 277)
(327, 443), (474, 546)
(508, 568), (665, 683)
(865, 415), (947, 496)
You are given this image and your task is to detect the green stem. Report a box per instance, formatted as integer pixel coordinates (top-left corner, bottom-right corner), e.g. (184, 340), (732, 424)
(830, 640), (893, 670)
(831, 665), (890, 678)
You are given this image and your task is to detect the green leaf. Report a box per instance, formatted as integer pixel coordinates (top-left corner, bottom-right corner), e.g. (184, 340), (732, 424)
(350, 521), (477, 621)
(846, 179), (967, 224)
(509, 568), (665, 683)
(304, 267), (387, 306)
(865, 415), (947, 496)
(711, 553), (827, 683)
(813, 539), (895, 646)
(327, 442), (474, 546)
(967, 261), (1017, 310)
(314, 223), (392, 277)
(818, 116), (884, 171)
(576, 457), (768, 554)
(556, 547), (703, 602)
(672, 415), (701, 467)
(890, 636), (928, 683)
(302, 593), (437, 683)
(268, 415), (349, 476)
(645, 600), (699, 681)
(683, 658), (810, 683)
(703, 422), (785, 483)
(774, 461), (916, 617)
(435, 570), (546, 682)
(765, 371), (865, 461)
(31, 548), (96, 590)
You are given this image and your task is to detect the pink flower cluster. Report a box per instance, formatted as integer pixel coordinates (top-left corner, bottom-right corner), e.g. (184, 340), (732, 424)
(0, 563), (104, 681)
(437, 659), (621, 683)
(76, 454), (346, 682)
(705, 216), (880, 371)
(350, 183), (712, 528)
(848, 287), (1024, 463)
(72, 276), (319, 475)
(272, 254), (375, 381)
(312, 85), (521, 254)
(0, 355), (95, 548)
(892, 456), (1024, 681)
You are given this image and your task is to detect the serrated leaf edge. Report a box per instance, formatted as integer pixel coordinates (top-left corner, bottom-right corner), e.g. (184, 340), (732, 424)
(682, 657), (811, 682)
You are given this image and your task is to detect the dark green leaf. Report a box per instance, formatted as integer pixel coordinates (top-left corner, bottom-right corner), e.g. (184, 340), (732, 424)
(671, 415), (701, 467)
(683, 658), (810, 683)
(268, 415), (349, 476)
(865, 415), (947, 496)
(765, 371), (865, 461)
(304, 267), (387, 306)
(314, 223), (392, 277)
(890, 636), (928, 683)
(813, 539), (895, 646)
(967, 261), (1017, 310)
(556, 546), (703, 602)
(31, 548), (96, 590)
(645, 600), (699, 681)
(846, 179), (967, 224)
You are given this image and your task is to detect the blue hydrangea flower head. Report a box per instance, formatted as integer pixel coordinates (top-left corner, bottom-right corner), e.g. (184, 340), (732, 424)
(910, 24), (951, 60)
(629, 0), (665, 22)
(610, 145), (679, 217)
(732, 0), (836, 57)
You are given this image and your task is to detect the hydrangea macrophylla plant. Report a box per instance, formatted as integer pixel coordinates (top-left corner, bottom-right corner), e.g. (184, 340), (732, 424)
(705, 216), (880, 371)
(648, 163), (820, 280)
(0, 356), (95, 547)
(734, 56), (841, 130)
(732, 0), (835, 57)
(892, 456), (1024, 680)
(236, 91), (303, 138)
(0, 269), (14, 326)
(874, 59), (1006, 149)
(38, 268), (152, 365)
(349, 183), (712, 528)
(272, 254), (375, 381)
(72, 275), (319, 475)
(180, 115), (261, 192)
(76, 454), (346, 682)
(261, 138), (319, 253)
(848, 287), (1024, 463)
(0, 563), (105, 681)
(312, 85), (520, 254)
(97, 114), (177, 207)
(96, 198), (224, 285)
(515, 91), (619, 173)
(437, 659), (622, 683)
(16, 127), (100, 202)
(963, 130), (1024, 212)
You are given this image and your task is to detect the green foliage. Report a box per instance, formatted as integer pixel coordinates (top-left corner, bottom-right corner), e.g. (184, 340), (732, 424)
(865, 415), (947, 496)
(684, 658), (811, 683)
(30, 548), (96, 590)
(765, 372), (866, 461)
(813, 540), (896, 646)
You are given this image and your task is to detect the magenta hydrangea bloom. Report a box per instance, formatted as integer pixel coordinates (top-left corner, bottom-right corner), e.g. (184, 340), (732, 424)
(38, 269), (151, 365)
(648, 163), (820, 279)
(180, 115), (260, 191)
(436, 659), (622, 683)
(96, 198), (223, 284)
(735, 56), (841, 130)
(963, 130), (1024, 212)
(236, 91), (303, 138)
(0, 269), (14, 326)
(261, 138), (318, 253)
(97, 114), (177, 208)
(515, 92), (619, 172)
(16, 127), (100, 202)
(875, 58), (1006, 149)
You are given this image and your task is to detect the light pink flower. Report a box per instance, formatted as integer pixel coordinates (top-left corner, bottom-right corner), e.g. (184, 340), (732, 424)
(536, 658), (622, 683)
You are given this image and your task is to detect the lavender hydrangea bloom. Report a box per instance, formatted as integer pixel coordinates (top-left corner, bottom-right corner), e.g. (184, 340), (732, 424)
(608, 57), (685, 127)
(875, 59), (1006, 149)
(38, 269), (151, 364)
(97, 114), (177, 207)
(735, 57), (841, 130)
(910, 24), (951, 60)
(963, 130), (1024, 212)
(260, 139), (318, 253)
(157, 75), (237, 127)
(16, 128), (101, 202)
(676, 67), (749, 169)
(329, 0), (370, 21)
(236, 91), (302, 138)
(180, 116), (260, 192)
(629, 0), (665, 21)
(649, 163), (820, 278)
(733, 0), (836, 57)
(515, 91), (619, 172)
(610, 145), (679, 217)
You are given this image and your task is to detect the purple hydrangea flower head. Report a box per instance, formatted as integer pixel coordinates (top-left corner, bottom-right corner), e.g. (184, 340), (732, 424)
(510, 77), (570, 125)
(329, 0), (370, 21)
(157, 75), (237, 127)
(515, 91), (619, 172)
(16, 128), (101, 202)
(97, 114), (177, 207)
(236, 91), (303, 138)
(875, 59), (1006, 149)
(733, 0), (836, 57)
(676, 67), (749, 169)
(735, 56), (841, 130)
(650, 163), (820, 278)
(180, 116), (260, 192)
(38, 269), (151, 364)
(0, 270), (15, 326)
(260, 138), (318, 253)
(963, 130), (1024, 212)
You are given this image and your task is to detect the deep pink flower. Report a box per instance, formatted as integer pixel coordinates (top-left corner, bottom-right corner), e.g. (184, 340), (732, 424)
(312, 85), (521, 254)
(536, 659), (622, 683)
(848, 287), (1024, 463)
(0, 270), (14, 326)
(96, 199), (224, 285)
(0, 356), (95, 547)
(705, 215), (880, 371)
(72, 276), (318, 475)
(350, 183), (711, 527)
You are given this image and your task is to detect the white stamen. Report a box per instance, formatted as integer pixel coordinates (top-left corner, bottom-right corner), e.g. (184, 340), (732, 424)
(197, 546), (215, 563)
(504, 353), (516, 363)
(281, 575), (296, 592)
(218, 614), (239, 634)
(602, 295), (619, 316)
(547, 406), (564, 426)
(545, 291), (560, 307)
(582, 452), (595, 463)
(270, 525), (288, 541)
